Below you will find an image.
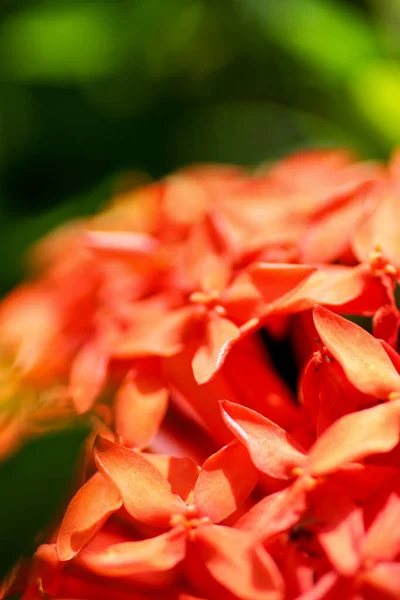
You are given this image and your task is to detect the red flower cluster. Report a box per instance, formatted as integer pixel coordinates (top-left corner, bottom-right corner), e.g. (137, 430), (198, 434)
(2, 149), (400, 599)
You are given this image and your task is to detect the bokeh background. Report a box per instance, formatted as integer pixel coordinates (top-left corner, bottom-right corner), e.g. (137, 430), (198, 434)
(1, 0), (400, 294)
(1, 0), (400, 583)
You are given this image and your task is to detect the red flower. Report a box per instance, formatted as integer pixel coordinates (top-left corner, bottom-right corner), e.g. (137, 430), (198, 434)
(5, 149), (400, 600)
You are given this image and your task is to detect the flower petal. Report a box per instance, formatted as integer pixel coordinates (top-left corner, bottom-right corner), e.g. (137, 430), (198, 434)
(235, 478), (308, 542)
(93, 437), (187, 527)
(193, 440), (259, 523)
(313, 482), (363, 576)
(308, 400), (400, 476)
(353, 185), (400, 268)
(313, 305), (400, 398)
(294, 571), (348, 600)
(57, 472), (122, 561)
(84, 231), (165, 271)
(222, 334), (300, 431)
(362, 476), (400, 562)
(163, 174), (208, 227)
(111, 304), (195, 359)
(192, 315), (240, 384)
(248, 263), (315, 307)
(143, 453), (200, 503)
(360, 562), (400, 600)
(221, 271), (264, 322)
(299, 183), (371, 264)
(373, 301), (400, 349)
(193, 525), (283, 600)
(274, 266), (365, 313)
(79, 526), (187, 577)
(69, 342), (108, 413)
(220, 400), (306, 479)
(115, 368), (169, 449)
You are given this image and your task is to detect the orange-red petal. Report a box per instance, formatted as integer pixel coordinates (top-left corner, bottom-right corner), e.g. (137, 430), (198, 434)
(220, 400), (306, 479)
(93, 437), (187, 527)
(192, 314), (240, 384)
(193, 440), (258, 523)
(57, 472), (122, 561)
(193, 525), (283, 600)
(313, 305), (400, 398)
(362, 476), (400, 562)
(313, 482), (363, 576)
(143, 453), (200, 503)
(114, 369), (169, 449)
(69, 342), (108, 413)
(79, 526), (187, 577)
(235, 478), (308, 542)
(248, 263), (315, 307)
(308, 400), (400, 476)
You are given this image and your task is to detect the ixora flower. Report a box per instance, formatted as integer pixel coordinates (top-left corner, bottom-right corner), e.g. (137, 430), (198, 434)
(4, 149), (400, 599)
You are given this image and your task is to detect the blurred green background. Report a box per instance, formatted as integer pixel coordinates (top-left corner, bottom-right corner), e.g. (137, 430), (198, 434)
(1, 0), (400, 584)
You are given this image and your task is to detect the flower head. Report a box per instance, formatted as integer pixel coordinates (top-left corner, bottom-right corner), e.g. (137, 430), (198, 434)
(4, 150), (400, 600)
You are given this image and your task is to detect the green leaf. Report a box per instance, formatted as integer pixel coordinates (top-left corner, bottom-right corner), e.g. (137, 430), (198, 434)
(0, 3), (123, 82)
(254, 0), (381, 80)
(0, 424), (89, 579)
(350, 60), (400, 144)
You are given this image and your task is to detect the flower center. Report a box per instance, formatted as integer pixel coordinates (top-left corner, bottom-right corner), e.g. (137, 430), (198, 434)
(169, 504), (211, 538)
(189, 291), (227, 316)
(368, 245), (397, 277)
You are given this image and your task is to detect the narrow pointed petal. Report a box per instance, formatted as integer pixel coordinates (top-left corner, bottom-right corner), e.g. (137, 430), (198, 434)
(177, 218), (230, 292)
(57, 472), (122, 561)
(220, 400), (306, 479)
(380, 339), (400, 373)
(360, 562), (400, 600)
(144, 453), (200, 503)
(235, 478), (308, 541)
(363, 477), (400, 562)
(273, 266), (365, 312)
(115, 369), (169, 449)
(193, 440), (259, 523)
(79, 527), (187, 577)
(93, 437), (187, 527)
(373, 301), (400, 349)
(192, 315), (240, 384)
(199, 252), (231, 295)
(275, 264), (387, 316)
(69, 343), (108, 413)
(299, 185), (370, 264)
(84, 231), (165, 270)
(221, 271), (264, 322)
(308, 400), (400, 476)
(313, 482), (363, 576)
(313, 305), (400, 397)
(294, 571), (348, 600)
(111, 304), (195, 359)
(353, 187), (400, 267)
(248, 263), (314, 305)
(193, 525), (283, 600)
